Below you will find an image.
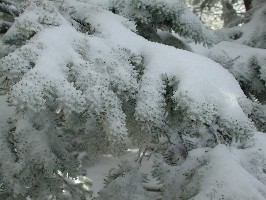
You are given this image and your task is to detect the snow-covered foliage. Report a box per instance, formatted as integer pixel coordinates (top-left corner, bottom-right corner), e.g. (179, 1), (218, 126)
(0, 0), (20, 17)
(153, 133), (266, 200)
(0, 0), (266, 199)
(96, 160), (148, 200)
(216, 2), (266, 49)
(192, 2), (266, 131)
(110, 0), (216, 46)
(209, 42), (266, 102)
(192, 3), (266, 104)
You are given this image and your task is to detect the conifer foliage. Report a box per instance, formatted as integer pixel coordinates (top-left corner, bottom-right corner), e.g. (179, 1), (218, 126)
(0, 0), (266, 199)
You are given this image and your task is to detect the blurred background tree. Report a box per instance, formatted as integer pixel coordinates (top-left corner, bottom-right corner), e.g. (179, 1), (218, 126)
(185, 0), (247, 28)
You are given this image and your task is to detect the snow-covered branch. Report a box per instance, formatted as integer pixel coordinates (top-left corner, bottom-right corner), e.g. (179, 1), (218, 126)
(0, 0), (19, 16)
(0, 0), (265, 199)
(0, 20), (11, 33)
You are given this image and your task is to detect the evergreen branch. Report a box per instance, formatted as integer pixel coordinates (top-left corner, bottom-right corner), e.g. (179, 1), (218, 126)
(0, 0), (19, 16)
(0, 20), (11, 33)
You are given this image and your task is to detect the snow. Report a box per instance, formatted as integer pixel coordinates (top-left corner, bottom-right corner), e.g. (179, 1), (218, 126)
(3, 0), (253, 134)
(235, 4), (266, 47)
(149, 132), (266, 199)
(77, 6), (252, 129)
(193, 145), (266, 200)
(1, 0), (266, 199)
(86, 147), (157, 198)
(210, 42), (266, 86)
(3, 0), (254, 149)
(67, 2), (266, 198)
(191, 40), (266, 96)
(86, 132), (266, 199)
(0, 95), (14, 125)
(86, 150), (138, 198)
(216, 4), (266, 49)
